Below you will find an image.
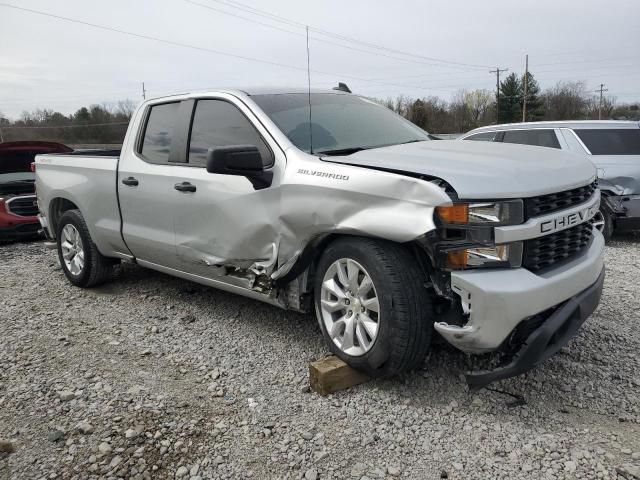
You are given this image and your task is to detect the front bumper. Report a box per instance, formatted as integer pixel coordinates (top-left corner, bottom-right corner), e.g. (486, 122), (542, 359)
(466, 267), (604, 389)
(607, 194), (640, 231)
(0, 222), (41, 240)
(0, 204), (40, 241)
(434, 228), (605, 353)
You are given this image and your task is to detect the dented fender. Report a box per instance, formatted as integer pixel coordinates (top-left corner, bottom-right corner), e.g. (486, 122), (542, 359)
(275, 154), (452, 270)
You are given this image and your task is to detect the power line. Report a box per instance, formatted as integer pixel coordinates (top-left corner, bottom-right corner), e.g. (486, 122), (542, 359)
(374, 61), (640, 84)
(0, 3), (490, 96)
(204, 0), (492, 69)
(0, 3), (312, 74)
(522, 54), (528, 122)
(532, 56), (640, 68)
(594, 84), (608, 120)
(182, 0), (487, 70)
(490, 67), (509, 123)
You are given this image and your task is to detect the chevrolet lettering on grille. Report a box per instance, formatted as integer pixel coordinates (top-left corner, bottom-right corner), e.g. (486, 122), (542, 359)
(540, 202), (599, 234)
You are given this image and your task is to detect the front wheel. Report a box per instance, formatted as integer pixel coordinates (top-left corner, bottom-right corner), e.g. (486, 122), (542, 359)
(592, 207), (614, 241)
(314, 237), (433, 377)
(56, 209), (114, 287)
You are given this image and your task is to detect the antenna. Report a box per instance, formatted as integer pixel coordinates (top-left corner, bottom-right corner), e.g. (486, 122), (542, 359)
(142, 82), (146, 100)
(306, 25), (313, 154)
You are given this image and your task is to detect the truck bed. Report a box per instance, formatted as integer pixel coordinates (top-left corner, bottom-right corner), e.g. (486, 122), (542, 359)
(35, 152), (128, 257)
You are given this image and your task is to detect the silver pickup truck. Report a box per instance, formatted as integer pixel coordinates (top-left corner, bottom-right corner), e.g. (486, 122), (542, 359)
(36, 88), (605, 387)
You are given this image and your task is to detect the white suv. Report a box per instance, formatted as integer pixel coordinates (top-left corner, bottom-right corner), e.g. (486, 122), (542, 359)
(460, 121), (640, 239)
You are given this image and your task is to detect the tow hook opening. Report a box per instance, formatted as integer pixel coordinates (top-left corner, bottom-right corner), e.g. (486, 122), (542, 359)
(451, 283), (471, 316)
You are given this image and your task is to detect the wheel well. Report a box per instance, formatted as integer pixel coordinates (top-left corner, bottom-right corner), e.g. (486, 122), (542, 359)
(49, 198), (79, 237)
(285, 234), (429, 298)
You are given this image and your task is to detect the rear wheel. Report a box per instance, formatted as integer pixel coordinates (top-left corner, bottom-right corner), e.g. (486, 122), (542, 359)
(314, 237), (433, 377)
(56, 209), (114, 287)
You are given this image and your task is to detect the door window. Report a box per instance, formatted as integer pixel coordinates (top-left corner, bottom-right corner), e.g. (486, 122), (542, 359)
(574, 129), (640, 155)
(140, 102), (180, 163)
(501, 129), (560, 149)
(464, 131), (498, 142)
(188, 100), (273, 167)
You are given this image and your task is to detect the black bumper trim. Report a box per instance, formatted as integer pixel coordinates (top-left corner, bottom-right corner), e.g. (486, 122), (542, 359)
(615, 216), (640, 232)
(465, 267), (605, 390)
(0, 223), (41, 241)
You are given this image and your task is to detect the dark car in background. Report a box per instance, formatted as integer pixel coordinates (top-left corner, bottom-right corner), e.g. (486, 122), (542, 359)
(0, 141), (73, 241)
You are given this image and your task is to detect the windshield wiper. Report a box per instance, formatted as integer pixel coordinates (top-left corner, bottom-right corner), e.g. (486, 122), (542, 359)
(316, 147), (367, 156)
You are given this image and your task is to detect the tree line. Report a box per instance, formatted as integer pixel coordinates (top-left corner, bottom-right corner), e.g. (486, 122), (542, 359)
(379, 73), (639, 134)
(0, 100), (136, 144)
(1, 72), (639, 144)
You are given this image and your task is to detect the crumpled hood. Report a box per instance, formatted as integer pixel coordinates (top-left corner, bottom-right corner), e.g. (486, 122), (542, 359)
(323, 140), (596, 199)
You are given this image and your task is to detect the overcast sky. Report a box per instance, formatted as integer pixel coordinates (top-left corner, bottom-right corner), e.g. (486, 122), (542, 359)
(1, 0), (638, 119)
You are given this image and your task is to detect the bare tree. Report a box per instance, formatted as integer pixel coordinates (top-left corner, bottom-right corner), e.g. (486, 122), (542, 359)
(542, 81), (589, 120)
(464, 89), (493, 127)
(586, 95), (616, 120)
(115, 99), (137, 119)
(449, 90), (471, 133)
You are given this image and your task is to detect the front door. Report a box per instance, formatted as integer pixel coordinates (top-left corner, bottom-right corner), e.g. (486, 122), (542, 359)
(171, 96), (282, 280)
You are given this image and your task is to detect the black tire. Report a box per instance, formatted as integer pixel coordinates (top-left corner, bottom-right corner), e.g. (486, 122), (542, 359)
(596, 207), (614, 242)
(56, 209), (113, 287)
(314, 237), (433, 378)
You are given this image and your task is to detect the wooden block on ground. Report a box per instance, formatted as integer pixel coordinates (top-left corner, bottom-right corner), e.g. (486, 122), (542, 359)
(309, 355), (370, 396)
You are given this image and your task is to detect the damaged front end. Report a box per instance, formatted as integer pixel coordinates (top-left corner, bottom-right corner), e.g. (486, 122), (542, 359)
(412, 192), (606, 389)
(598, 175), (640, 231)
(413, 199), (527, 347)
(465, 268), (604, 390)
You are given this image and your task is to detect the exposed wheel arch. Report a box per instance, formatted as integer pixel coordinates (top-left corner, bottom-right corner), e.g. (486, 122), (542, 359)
(49, 197), (80, 239)
(276, 233), (431, 312)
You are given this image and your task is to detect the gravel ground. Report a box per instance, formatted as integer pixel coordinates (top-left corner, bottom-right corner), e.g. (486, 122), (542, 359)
(1, 234), (639, 480)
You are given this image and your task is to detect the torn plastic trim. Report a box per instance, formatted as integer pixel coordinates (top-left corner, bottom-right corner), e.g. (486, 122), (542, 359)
(465, 267), (604, 390)
(451, 282), (472, 316)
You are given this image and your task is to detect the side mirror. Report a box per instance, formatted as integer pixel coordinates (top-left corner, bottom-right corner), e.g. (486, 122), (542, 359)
(206, 145), (273, 190)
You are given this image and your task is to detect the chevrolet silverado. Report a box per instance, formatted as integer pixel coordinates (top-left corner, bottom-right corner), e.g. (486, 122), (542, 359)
(35, 88), (605, 387)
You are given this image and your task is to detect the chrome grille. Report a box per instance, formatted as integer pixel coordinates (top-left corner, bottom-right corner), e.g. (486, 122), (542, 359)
(524, 182), (597, 220)
(6, 195), (38, 217)
(523, 222), (593, 272)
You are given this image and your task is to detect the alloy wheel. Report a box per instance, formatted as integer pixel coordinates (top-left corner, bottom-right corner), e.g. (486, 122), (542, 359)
(591, 211), (605, 232)
(60, 224), (85, 276)
(319, 258), (380, 356)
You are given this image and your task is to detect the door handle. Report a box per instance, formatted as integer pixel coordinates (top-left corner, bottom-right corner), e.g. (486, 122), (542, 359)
(174, 182), (196, 193)
(122, 177), (139, 186)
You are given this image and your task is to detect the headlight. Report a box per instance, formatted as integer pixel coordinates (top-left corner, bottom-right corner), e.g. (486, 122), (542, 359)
(434, 200), (524, 270)
(446, 244), (518, 269)
(436, 200), (523, 225)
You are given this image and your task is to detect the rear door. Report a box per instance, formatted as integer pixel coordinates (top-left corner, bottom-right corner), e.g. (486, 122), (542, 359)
(462, 131), (501, 142)
(171, 95), (283, 279)
(500, 129), (561, 149)
(118, 100), (192, 269)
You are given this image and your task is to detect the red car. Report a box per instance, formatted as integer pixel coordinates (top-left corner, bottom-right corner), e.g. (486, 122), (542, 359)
(0, 141), (73, 241)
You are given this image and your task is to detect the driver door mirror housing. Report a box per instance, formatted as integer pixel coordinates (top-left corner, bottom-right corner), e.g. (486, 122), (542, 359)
(206, 145), (273, 190)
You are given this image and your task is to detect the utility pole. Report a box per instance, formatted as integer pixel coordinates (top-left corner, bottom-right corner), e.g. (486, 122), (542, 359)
(594, 83), (608, 119)
(142, 82), (146, 100)
(522, 55), (528, 122)
(490, 67), (508, 123)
